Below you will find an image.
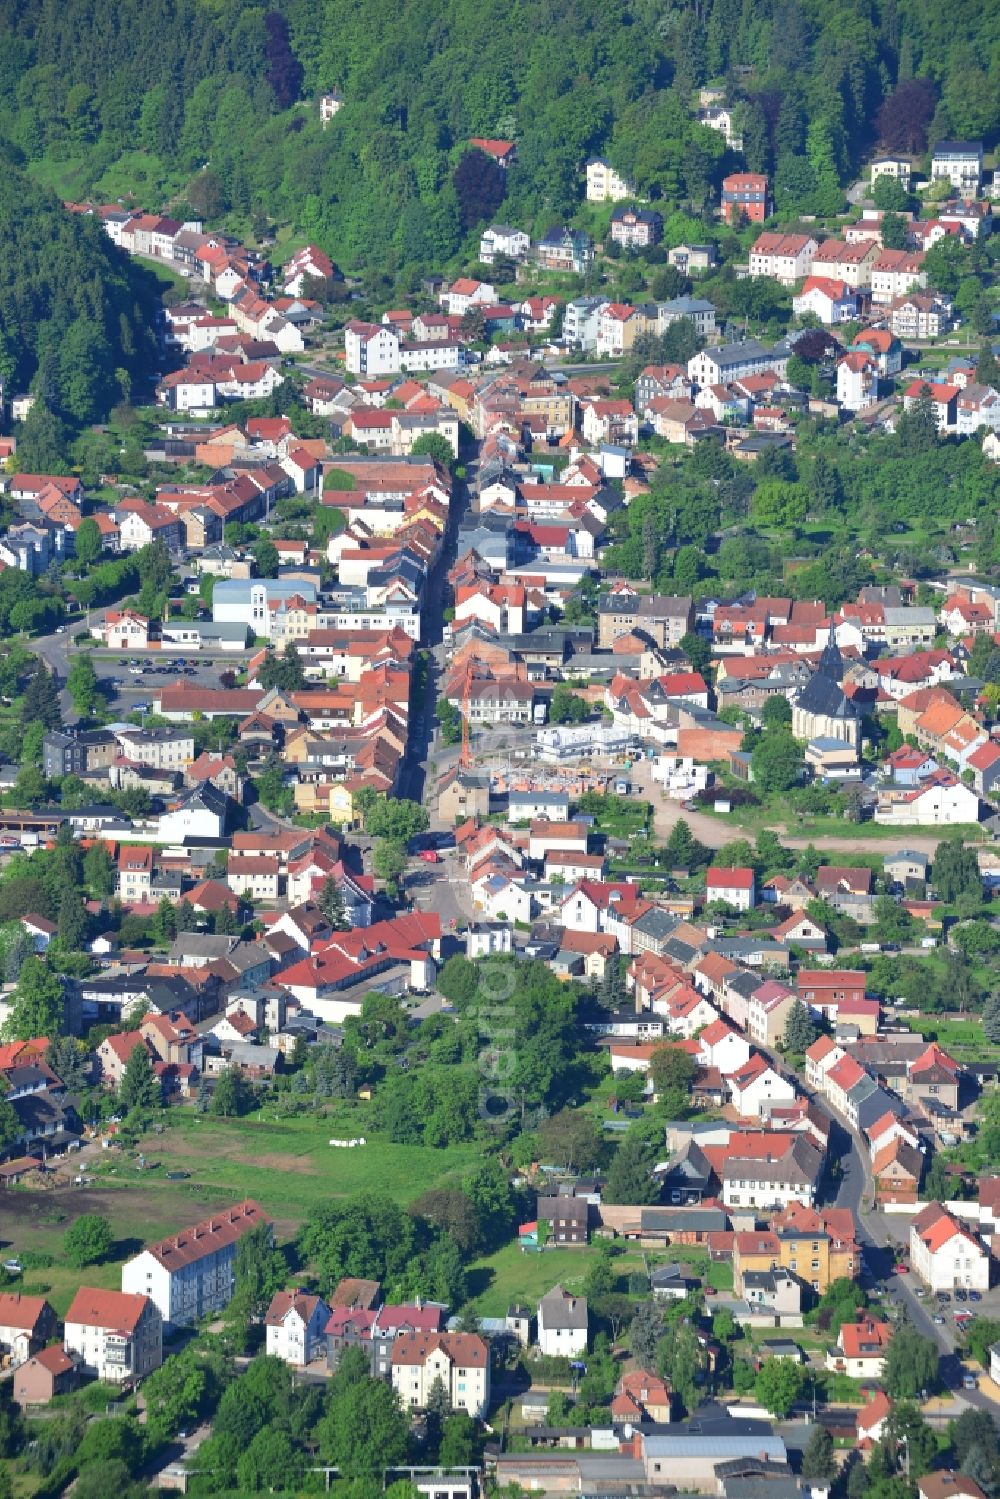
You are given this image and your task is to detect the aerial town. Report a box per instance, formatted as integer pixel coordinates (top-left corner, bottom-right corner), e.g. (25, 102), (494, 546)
(1, 11), (1000, 1499)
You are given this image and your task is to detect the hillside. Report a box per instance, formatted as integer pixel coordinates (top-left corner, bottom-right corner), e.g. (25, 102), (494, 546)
(0, 0), (997, 291)
(0, 169), (160, 428)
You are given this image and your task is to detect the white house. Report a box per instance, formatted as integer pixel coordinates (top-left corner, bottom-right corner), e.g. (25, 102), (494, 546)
(479, 225), (531, 264)
(931, 141), (983, 193)
(157, 784), (229, 841)
(466, 921), (514, 958)
(909, 1204), (991, 1291)
(870, 157), (911, 189)
(727, 1055), (798, 1120)
(792, 276), (858, 325)
(121, 1200), (270, 1329)
(537, 1286), (588, 1357)
(105, 610), (150, 651)
(586, 158), (633, 202)
(64, 1288), (162, 1384)
(697, 1018), (752, 1076)
(748, 233), (818, 286)
(874, 771), (980, 827)
(827, 1317), (892, 1380)
(344, 322), (401, 377)
(837, 352), (880, 412)
(265, 1290), (330, 1367)
(705, 866), (755, 911)
(390, 1331), (490, 1418)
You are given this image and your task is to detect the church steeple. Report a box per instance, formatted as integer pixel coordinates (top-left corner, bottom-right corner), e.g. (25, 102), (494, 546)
(817, 631), (844, 683)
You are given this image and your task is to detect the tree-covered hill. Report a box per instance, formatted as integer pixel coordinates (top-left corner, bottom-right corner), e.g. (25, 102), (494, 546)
(0, 0), (997, 289)
(0, 169), (160, 424)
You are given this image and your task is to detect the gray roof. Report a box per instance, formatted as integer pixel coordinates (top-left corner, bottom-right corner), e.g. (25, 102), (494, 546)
(212, 578), (318, 608)
(538, 1285), (588, 1328)
(722, 1135), (822, 1187)
(661, 296), (715, 316)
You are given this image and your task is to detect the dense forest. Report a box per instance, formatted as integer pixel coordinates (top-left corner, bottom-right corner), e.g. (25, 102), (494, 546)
(0, 0), (998, 292)
(0, 169), (160, 423)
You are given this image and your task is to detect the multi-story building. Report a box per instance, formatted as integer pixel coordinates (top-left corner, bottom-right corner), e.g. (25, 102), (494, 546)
(390, 1331), (490, 1418)
(118, 845), (154, 903)
(870, 248), (926, 305)
(931, 141), (983, 193)
(537, 1286), (588, 1357)
(809, 237), (879, 288)
(0, 1293), (57, 1366)
(909, 1203), (990, 1291)
(478, 225), (531, 264)
(657, 296), (717, 338)
(721, 173), (770, 225)
(344, 322), (401, 377)
(115, 725), (195, 771)
(721, 1135), (823, 1211)
(121, 1200), (270, 1329)
(596, 587), (693, 649)
(733, 1204), (859, 1296)
(889, 292), (953, 339)
(687, 340), (788, 387)
(610, 205), (664, 249)
(265, 1290), (331, 1366)
(585, 158), (633, 202)
(42, 727), (118, 780)
(748, 233), (818, 285)
(64, 1288), (162, 1384)
(870, 156), (911, 190)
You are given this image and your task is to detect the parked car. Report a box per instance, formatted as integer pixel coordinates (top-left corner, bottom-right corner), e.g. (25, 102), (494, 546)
(2, 1259), (21, 1274)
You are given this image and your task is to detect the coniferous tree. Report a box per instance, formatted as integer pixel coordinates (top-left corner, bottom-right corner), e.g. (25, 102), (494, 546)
(21, 660), (62, 729)
(119, 1043), (161, 1112)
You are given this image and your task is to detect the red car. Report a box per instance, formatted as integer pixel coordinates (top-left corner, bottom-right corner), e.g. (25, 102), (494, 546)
(419, 849), (440, 864)
(894, 1263), (909, 1273)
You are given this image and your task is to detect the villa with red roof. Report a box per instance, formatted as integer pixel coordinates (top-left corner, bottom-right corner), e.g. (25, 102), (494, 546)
(909, 1203), (990, 1291)
(828, 1316), (892, 1379)
(64, 1288), (162, 1383)
(705, 866), (755, 911)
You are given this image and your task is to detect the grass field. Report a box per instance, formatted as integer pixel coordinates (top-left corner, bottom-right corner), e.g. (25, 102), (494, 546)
(899, 1012), (1000, 1057)
(2, 1113), (482, 1313)
(466, 1239), (733, 1317)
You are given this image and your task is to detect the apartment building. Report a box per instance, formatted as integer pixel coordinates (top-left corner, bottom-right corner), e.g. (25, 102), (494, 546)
(121, 1200), (271, 1328)
(390, 1331), (490, 1417)
(64, 1288), (162, 1384)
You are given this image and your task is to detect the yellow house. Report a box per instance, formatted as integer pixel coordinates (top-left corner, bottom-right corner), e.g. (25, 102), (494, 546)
(734, 1204), (859, 1296)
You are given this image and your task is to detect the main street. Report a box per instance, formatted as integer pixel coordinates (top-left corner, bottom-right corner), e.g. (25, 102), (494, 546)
(804, 1084), (1000, 1414)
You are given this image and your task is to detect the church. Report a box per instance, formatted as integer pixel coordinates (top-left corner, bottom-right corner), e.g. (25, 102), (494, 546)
(791, 637), (861, 755)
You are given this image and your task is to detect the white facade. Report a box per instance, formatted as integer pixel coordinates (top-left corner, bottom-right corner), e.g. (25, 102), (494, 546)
(344, 323), (401, 377)
(121, 1206), (269, 1329)
(748, 237), (818, 285)
(586, 159), (633, 202)
(391, 1335), (490, 1418)
(728, 1066), (797, 1119)
(931, 143), (983, 192)
(837, 357), (880, 412)
(64, 1293), (162, 1384)
(479, 226), (531, 264)
(537, 1288), (588, 1357)
(265, 1294), (330, 1366)
(909, 1214), (990, 1291)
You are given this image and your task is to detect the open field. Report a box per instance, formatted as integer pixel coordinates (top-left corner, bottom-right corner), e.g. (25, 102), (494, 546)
(899, 1013), (1000, 1058)
(1, 1113), (481, 1311)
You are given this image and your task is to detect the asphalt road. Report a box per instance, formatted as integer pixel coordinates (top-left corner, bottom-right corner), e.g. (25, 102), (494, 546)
(802, 1083), (1000, 1413)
